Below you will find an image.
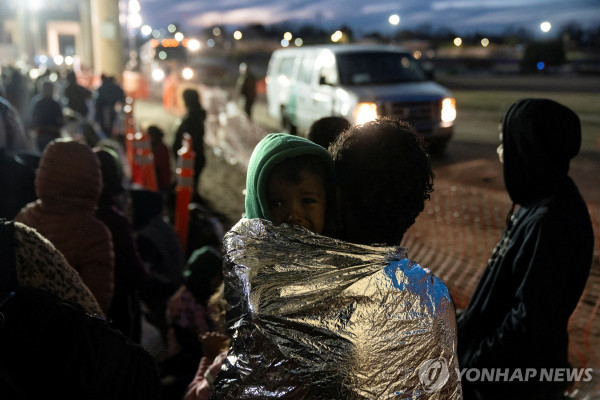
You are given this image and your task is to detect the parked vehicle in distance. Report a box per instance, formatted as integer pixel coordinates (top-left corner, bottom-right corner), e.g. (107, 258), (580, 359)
(265, 44), (457, 155)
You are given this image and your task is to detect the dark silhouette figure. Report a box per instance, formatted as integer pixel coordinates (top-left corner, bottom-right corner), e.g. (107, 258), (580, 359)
(94, 74), (125, 137)
(63, 70), (92, 118)
(3, 67), (30, 115)
(237, 63), (256, 120)
(307, 116), (351, 150)
(95, 147), (147, 342)
(457, 99), (594, 400)
(172, 89), (206, 201)
(147, 125), (173, 193)
(0, 95), (37, 219)
(30, 81), (64, 151)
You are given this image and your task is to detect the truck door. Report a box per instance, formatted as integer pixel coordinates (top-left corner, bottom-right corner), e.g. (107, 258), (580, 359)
(294, 53), (317, 131)
(308, 51), (338, 128)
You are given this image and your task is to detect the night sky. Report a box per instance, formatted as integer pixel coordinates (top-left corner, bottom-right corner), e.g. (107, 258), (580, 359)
(138, 0), (600, 36)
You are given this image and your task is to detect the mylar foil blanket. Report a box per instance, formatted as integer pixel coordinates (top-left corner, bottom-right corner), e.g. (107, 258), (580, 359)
(211, 218), (462, 399)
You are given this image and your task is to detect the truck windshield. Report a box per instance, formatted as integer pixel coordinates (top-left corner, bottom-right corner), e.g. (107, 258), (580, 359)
(336, 51), (427, 85)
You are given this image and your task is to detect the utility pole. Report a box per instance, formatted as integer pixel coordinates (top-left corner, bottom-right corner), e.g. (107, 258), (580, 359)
(90, 0), (124, 81)
(79, 0), (94, 71)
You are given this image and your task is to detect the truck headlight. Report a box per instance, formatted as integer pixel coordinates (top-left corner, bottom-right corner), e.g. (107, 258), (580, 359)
(354, 102), (377, 125)
(441, 98), (456, 123)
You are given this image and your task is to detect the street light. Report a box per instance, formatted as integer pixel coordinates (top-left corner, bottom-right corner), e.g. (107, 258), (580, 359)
(540, 21), (552, 33)
(141, 25), (152, 37)
(187, 39), (201, 51)
(331, 30), (343, 43)
(389, 14), (400, 26)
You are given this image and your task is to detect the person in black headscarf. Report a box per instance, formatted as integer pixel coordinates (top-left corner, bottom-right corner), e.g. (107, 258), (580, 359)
(457, 99), (594, 400)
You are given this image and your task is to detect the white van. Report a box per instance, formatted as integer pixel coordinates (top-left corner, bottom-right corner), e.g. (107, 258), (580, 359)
(265, 44), (456, 155)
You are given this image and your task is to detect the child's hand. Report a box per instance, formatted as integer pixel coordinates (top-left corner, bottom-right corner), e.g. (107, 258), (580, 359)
(199, 331), (230, 359)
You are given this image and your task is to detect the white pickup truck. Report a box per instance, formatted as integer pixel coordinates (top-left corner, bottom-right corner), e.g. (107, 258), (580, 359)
(266, 44), (456, 155)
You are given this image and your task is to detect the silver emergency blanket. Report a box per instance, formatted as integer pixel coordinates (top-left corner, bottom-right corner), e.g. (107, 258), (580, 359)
(212, 218), (462, 399)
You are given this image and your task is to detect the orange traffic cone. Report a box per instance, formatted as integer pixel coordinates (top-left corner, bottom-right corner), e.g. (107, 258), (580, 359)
(131, 131), (158, 191)
(174, 133), (195, 252)
(121, 97), (136, 179)
(124, 116), (137, 181)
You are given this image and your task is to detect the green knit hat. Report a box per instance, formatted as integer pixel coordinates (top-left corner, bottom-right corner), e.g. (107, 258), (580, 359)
(244, 133), (336, 221)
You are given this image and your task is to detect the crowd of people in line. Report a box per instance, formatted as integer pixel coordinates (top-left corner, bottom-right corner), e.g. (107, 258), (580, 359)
(0, 63), (594, 400)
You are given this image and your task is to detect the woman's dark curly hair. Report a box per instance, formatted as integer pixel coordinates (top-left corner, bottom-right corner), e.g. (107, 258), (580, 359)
(329, 118), (434, 245)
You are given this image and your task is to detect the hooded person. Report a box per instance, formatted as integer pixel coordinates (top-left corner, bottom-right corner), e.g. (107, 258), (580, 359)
(243, 132), (337, 234)
(160, 246), (224, 399)
(15, 138), (115, 313)
(95, 147), (147, 342)
(457, 99), (594, 399)
(212, 125), (461, 399)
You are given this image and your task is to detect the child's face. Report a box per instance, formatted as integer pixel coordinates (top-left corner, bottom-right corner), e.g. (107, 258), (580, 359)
(266, 170), (327, 234)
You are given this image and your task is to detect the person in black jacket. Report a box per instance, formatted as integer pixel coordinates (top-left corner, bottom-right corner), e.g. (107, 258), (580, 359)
(457, 98), (594, 400)
(172, 88), (206, 202)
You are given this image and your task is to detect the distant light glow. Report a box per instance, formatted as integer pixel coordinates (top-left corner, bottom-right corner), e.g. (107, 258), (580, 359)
(280, 39), (290, 47)
(158, 51), (167, 60)
(30, 0), (43, 11)
(174, 32), (184, 41)
(537, 61), (546, 70)
(283, 32), (293, 41)
(141, 25), (152, 36)
(213, 27), (221, 36)
(53, 55), (64, 66)
(187, 39), (201, 51)
(453, 37), (462, 47)
(152, 30), (161, 38)
(331, 30), (343, 43)
(64, 56), (74, 65)
(168, 24), (177, 33)
(182, 67), (193, 80)
(49, 72), (59, 82)
(129, 0), (141, 13)
(207, 39), (215, 47)
(129, 14), (142, 28)
(540, 22), (551, 32)
(295, 38), (303, 47)
(39, 55), (48, 64)
(152, 69), (165, 82)
(233, 30), (242, 40)
(481, 38), (490, 47)
(413, 50), (422, 59)
(29, 69), (40, 80)
(389, 14), (400, 25)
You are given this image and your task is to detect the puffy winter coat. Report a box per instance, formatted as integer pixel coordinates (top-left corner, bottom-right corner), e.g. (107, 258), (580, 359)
(16, 139), (115, 313)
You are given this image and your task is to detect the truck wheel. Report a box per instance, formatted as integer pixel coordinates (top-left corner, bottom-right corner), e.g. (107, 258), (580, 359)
(281, 108), (297, 136)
